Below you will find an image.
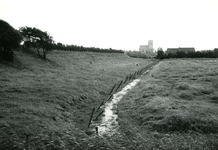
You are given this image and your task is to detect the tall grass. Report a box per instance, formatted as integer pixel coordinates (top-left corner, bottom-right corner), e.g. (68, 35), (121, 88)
(118, 59), (218, 149)
(0, 50), (156, 149)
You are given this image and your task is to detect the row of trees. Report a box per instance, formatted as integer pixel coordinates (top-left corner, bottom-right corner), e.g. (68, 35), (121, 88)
(52, 43), (124, 53)
(0, 20), (54, 61)
(2, 19), (217, 62)
(0, 19), (123, 61)
(157, 48), (218, 59)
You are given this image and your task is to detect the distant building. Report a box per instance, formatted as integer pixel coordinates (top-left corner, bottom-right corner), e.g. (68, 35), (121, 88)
(139, 40), (154, 55)
(148, 40), (153, 50)
(166, 47), (195, 54)
(139, 45), (149, 52)
(166, 48), (180, 54)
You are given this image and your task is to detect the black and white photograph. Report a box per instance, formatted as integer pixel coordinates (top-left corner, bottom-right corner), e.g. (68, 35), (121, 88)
(0, 0), (218, 149)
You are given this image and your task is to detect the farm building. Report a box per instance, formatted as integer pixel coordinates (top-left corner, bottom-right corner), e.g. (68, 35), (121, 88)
(166, 47), (195, 54)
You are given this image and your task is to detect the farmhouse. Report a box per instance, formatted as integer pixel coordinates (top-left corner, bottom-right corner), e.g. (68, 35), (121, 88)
(166, 48), (179, 54)
(166, 47), (195, 54)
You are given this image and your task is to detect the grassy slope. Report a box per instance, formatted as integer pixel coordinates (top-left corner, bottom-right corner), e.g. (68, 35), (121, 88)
(117, 59), (218, 149)
(0, 50), (155, 149)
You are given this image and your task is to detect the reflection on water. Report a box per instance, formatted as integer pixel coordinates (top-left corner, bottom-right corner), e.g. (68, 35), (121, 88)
(96, 79), (141, 136)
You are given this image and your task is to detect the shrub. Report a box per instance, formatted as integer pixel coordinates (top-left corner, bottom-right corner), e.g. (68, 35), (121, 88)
(19, 26), (54, 59)
(0, 19), (22, 61)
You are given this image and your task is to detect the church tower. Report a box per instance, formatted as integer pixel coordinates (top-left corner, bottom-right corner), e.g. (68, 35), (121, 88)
(148, 40), (153, 50)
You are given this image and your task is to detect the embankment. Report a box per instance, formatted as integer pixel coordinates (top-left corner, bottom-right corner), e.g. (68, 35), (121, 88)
(0, 50), (156, 149)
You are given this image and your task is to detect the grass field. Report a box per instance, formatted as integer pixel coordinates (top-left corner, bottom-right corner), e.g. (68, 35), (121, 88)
(0, 50), (156, 149)
(1, 52), (218, 149)
(117, 59), (218, 149)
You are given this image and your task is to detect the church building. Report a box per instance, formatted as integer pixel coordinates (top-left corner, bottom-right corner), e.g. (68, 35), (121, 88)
(139, 40), (154, 54)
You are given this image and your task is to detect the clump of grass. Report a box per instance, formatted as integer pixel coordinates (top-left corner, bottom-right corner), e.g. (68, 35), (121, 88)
(179, 92), (193, 100)
(176, 82), (190, 90)
(211, 96), (218, 101)
(151, 115), (218, 133)
(201, 88), (214, 94)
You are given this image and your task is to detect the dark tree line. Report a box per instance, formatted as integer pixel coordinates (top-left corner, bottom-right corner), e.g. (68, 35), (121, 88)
(157, 49), (218, 59)
(52, 43), (124, 53)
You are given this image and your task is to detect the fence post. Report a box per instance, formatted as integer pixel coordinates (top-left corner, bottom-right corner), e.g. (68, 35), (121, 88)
(109, 84), (117, 95)
(115, 80), (123, 91)
(94, 111), (104, 121)
(86, 108), (95, 132)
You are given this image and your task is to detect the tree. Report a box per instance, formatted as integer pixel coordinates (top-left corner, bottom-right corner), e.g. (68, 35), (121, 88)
(176, 51), (186, 58)
(0, 19), (22, 61)
(156, 47), (164, 59)
(19, 26), (54, 59)
(214, 48), (218, 58)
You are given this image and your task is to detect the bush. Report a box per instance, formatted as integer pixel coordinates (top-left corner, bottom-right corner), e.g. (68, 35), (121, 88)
(19, 26), (54, 59)
(156, 50), (164, 59)
(126, 51), (148, 58)
(0, 50), (14, 61)
(0, 19), (22, 61)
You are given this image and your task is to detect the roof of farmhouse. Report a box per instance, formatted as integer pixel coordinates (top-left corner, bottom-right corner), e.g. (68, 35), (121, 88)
(166, 47), (195, 54)
(179, 47), (195, 50)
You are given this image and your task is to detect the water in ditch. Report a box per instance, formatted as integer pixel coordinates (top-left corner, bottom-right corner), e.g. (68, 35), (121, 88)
(92, 69), (150, 136)
(97, 79), (140, 136)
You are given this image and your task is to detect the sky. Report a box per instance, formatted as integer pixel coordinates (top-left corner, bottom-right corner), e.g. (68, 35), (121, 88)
(0, 0), (218, 51)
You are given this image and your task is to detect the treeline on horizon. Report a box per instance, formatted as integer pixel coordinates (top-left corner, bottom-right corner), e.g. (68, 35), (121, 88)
(1, 19), (218, 62)
(0, 19), (123, 62)
(51, 43), (124, 53)
(157, 49), (218, 59)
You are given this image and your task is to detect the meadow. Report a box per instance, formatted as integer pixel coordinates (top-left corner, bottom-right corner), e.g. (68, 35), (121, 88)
(1, 51), (218, 150)
(117, 59), (218, 149)
(0, 50), (156, 149)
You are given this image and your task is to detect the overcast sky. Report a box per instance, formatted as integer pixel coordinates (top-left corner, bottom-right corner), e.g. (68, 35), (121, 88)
(0, 0), (218, 51)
